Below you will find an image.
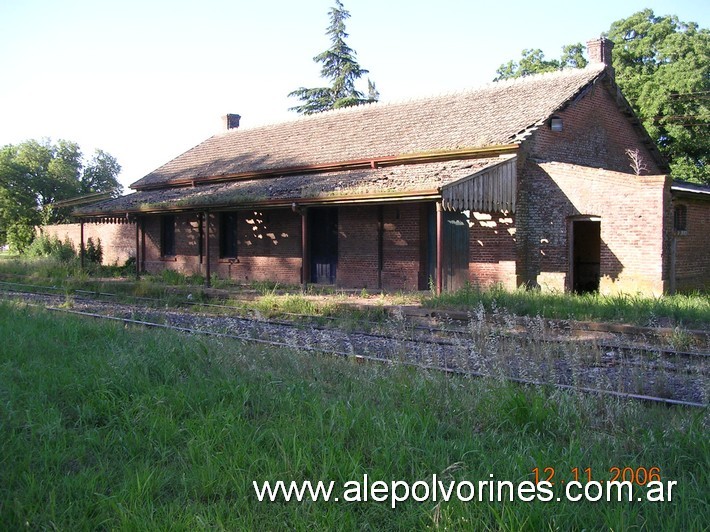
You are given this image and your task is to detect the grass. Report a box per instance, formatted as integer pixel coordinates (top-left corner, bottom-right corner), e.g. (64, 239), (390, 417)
(1, 301), (708, 529)
(0, 254), (708, 330)
(425, 284), (710, 330)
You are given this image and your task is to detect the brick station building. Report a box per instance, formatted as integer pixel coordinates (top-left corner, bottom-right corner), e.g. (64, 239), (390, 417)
(65, 38), (709, 294)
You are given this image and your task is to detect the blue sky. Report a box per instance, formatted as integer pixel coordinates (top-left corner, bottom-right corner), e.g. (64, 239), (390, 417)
(0, 0), (707, 190)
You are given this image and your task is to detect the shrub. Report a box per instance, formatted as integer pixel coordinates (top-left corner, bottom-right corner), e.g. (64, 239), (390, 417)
(7, 221), (37, 253)
(84, 237), (103, 264)
(26, 234), (76, 262)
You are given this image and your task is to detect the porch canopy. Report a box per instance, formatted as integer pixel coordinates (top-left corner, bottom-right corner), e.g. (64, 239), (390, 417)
(75, 155), (518, 218)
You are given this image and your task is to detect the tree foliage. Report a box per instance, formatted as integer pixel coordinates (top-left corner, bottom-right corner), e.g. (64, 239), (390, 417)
(607, 9), (709, 184)
(0, 139), (122, 252)
(495, 10), (709, 184)
(289, 0), (378, 114)
(494, 44), (588, 80)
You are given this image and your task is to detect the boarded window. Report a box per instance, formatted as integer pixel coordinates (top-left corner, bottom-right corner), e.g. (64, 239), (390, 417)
(674, 205), (687, 233)
(160, 215), (176, 257)
(219, 212), (239, 259)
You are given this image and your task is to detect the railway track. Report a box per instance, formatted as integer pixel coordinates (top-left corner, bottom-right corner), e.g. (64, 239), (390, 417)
(1, 281), (707, 408)
(2, 279), (707, 354)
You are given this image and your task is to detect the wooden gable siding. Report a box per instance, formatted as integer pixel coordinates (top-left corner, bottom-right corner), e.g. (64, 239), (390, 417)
(441, 156), (517, 213)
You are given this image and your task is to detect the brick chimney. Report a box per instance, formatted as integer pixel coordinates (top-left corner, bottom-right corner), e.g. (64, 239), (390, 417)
(222, 113), (241, 131)
(586, 38), (614, 76)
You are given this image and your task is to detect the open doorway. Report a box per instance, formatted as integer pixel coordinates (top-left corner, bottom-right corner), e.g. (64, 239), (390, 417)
(309, 207), (338, 284)
(570, 218), (601, 293)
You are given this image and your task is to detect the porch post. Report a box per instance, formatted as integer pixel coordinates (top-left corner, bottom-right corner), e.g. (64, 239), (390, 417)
(436, 202), (444, 295)
(301, 208), (309, 288)
(204, 210), (211, 288)
(198, 212), (204, 265)
(140, 217), (146, 274)
(80, 219), (85, 270)
(377, 205), (384, 290)
(134, 217), (140, 280)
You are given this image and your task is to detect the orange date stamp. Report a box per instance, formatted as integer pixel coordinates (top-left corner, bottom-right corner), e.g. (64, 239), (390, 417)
(532, 466), (662, 486)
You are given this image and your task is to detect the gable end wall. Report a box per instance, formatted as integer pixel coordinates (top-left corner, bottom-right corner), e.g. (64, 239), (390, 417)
(516, 81), (670, 295)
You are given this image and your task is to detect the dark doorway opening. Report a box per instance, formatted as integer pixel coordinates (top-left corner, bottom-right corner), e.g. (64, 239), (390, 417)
(571, 219), (601, 293)
(309, 207), (338, 284)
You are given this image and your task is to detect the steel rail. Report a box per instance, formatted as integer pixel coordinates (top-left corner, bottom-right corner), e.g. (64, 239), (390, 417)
(3, 294), (706, 409)
(0, 280), (707, 361)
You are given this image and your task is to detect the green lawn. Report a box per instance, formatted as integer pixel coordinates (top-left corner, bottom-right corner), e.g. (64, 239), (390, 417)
(0, 302), (707, 529)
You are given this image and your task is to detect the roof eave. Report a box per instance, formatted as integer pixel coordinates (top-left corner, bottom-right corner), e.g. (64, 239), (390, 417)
(671, 182), (710, 201)
(75, 189), (443, 218)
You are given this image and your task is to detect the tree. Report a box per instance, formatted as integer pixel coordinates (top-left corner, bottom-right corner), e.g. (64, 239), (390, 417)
(494, 44), (588, 80)
(607, 10), (709, 184)
(289, 0), (378, 114)
(495, 10), (709, 184)
(0, 139), (122, 251)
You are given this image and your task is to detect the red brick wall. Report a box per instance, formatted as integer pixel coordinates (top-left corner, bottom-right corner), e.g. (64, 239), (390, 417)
(337, 206), (379, 289)
(43, 205), (427, 289)
(40, 222), (135, 266)
(220, 209), (302, 285)
(518, 161), (669, 294)
(525, 80), (663, 175)
(468, 212), (517, 290)
(337, 204), (423, 290)
(515, 80), (671, 295)
(381, 204), (422, 291)
(141, 209), (303, 284)
(140, 213), (201, 274)
(672, 197), (710, 292)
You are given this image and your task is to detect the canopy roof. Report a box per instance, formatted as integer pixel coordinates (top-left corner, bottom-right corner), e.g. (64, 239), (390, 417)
(77, 156), (517, 216)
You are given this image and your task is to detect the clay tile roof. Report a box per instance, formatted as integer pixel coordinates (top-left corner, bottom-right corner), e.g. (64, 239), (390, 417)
(131, 65), (606, 190)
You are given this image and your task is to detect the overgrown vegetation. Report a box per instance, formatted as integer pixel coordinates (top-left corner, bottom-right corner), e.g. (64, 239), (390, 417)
(0, 234), (114, 282)
(0, 302), (707, 529)
(25, 233), (77, 262)
(0, 254), (707, 329)
(425, 284), (710, 330)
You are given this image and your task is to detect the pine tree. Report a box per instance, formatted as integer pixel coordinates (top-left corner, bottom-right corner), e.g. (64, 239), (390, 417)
(289, 1), (378, 114)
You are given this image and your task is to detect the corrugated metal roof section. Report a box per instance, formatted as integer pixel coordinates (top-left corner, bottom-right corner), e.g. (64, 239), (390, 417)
(671, 180), (710, 196)
(441, 156), (517, 213)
